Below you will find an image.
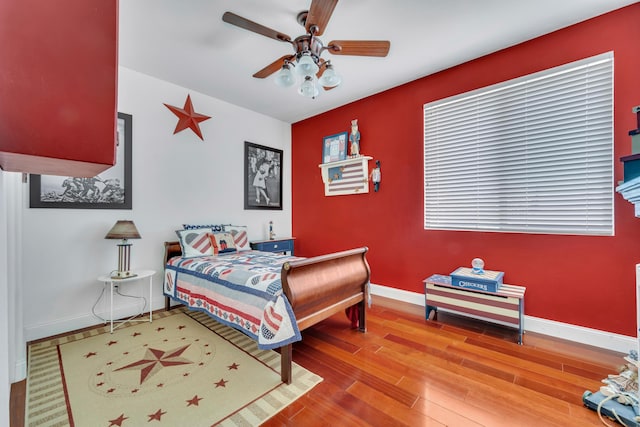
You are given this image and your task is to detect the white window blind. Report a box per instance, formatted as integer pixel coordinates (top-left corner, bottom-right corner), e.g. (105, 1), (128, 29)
(423, 52), (613, 235)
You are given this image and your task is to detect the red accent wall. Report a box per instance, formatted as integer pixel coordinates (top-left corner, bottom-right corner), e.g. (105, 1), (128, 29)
(0, 0), (118, 176)
(292, 4), (640, 336)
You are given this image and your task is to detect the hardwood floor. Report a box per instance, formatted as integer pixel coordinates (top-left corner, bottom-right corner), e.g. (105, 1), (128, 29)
(264, 297), (624, 427)
(11, 297), (626, 426)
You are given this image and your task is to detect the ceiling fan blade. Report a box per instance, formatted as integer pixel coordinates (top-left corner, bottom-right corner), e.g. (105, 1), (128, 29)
(223, 12), (291, 43)
(327, 40), (390, 57)
(253, 55), (295, 78)
(306, 0), (338, 36)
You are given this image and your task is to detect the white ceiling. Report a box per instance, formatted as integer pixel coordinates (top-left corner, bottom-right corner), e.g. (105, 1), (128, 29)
(118, 0), (637, 124)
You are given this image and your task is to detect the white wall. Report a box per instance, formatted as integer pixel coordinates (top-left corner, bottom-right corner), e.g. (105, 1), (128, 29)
(1, 170), (24, 426)
(19, 67), (292, 346)
(0, 172), (10, 427)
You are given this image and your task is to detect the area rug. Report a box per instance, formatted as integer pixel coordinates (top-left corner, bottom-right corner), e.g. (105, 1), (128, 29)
(25, 308), (322, 426)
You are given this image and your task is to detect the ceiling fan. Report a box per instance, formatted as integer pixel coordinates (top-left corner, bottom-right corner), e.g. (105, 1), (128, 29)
(222, 0), (390, 98)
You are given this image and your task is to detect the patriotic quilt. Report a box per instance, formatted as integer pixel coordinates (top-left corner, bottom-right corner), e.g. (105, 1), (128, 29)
(164, 251), (302, 350)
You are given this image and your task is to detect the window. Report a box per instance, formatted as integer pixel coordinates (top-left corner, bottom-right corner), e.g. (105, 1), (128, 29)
(423, 52), (613, 235)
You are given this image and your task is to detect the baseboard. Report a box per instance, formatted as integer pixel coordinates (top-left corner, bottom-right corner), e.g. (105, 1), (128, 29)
(13, 298), (164, 382)
(370, 283), (636, 354)
(23, 297), (165, 343)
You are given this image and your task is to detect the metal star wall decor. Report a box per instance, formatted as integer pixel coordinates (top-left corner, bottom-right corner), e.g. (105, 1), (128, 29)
(164, 94), (211, 140)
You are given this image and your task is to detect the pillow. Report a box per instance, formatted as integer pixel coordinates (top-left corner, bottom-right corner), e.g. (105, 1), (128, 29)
(210, 232), (237, 254)
(175, 228), (215, 258)
(224, 225), (250, 251)
(183, 224), (225, 233)
(207, 233), (219, 255)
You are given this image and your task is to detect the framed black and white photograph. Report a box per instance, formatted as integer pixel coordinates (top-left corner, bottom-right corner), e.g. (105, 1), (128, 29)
(244, 141), (282, 210)
(29, 112), (133, 209)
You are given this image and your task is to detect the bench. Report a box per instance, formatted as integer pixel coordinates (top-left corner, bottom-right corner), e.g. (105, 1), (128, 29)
(424, 274), (526, 344)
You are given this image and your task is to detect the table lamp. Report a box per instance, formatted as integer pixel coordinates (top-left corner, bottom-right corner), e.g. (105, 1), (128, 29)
(105, 220), (141, 279)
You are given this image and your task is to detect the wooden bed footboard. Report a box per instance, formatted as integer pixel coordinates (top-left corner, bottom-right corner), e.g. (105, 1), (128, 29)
(279, 247), (370, 383)
(281, 247), (370, 332)
(162, 241), (371, 384)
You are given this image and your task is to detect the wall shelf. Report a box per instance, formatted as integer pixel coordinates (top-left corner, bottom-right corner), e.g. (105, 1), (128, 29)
(617, 176), (640, 217)
(318, 156), (372, 196)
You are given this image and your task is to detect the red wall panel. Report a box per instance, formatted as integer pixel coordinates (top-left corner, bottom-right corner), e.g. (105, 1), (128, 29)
(292, 4), (640, 336)
(0, 0), (118, 176)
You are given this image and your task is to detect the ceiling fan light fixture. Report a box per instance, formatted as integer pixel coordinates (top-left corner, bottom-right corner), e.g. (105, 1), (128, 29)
(274, 63), (296, 88)
(298, 75), (320, 99)
(296, 52), (319, 77)
(222, 5), (390, 100)
(318, 63), (341, 88)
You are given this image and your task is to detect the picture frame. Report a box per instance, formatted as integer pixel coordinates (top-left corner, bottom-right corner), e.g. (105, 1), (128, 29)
(244, 141), (283, 210)
(29, 112), (133, 209)
(322, 131), (348, 163)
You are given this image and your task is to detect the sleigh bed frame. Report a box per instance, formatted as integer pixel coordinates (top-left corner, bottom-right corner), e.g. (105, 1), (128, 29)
(163, 242), (370, 383)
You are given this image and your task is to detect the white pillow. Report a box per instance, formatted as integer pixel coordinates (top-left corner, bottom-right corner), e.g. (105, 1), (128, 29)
(175, 228), (215, 258)
(224, 225), (250, 251)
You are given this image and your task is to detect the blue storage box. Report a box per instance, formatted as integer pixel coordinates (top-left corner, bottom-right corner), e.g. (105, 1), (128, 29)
(621, 153), (640, 182)
(582, 390), (639, 427)
(450, 267), (504, 293)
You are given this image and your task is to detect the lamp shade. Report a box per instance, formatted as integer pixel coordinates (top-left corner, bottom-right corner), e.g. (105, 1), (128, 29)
(105, 220), (141, 240)
(298, 76), (320, 98)
(318, 65), (341, 88)
(274, 64), (296, 88)
(296, 53), (319, 77)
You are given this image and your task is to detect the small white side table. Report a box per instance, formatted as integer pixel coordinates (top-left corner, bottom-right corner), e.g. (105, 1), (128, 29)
(97, 269), (155, 333)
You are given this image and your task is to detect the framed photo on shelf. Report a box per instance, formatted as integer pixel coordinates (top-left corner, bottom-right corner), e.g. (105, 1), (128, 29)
(322, 132), (348, 163)
(244, 141), (283, 210)
(29, 112), (133, 209)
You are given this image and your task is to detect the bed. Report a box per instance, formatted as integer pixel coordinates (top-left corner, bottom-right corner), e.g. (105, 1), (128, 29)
(162, 234), (370, 384)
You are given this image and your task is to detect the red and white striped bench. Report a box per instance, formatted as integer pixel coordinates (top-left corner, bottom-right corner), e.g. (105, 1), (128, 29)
(424, 274), (526, 344)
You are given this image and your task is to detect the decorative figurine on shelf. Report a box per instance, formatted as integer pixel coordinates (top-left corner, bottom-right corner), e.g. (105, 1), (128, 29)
(631, 105), (640, 154)
(269, 220), (275, 240)
(369, 160), (381, 192)
(471, 258), (485, 275)
(349, 119), (360, 157)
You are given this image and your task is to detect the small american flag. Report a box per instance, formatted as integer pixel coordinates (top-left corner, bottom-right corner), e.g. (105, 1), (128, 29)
(327, 162), (367, 195)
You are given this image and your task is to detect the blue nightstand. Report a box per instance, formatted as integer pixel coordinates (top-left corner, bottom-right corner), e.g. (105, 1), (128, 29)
(250, 237), (295, 255)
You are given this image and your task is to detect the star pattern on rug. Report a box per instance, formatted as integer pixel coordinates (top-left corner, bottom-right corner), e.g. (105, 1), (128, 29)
(186, 395), (203, 407)
(115, 344), (194, 384)
(108, 413), (128, 426)
(164, 94), (211, 141)
(148, 409), (166, 422)
(30, 313), (320, 427)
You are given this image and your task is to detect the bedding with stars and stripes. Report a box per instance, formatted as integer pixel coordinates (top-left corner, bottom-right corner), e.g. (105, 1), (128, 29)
(164, 251), (303, 350)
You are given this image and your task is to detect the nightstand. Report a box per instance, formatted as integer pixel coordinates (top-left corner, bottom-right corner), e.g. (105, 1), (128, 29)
(96, 269), (155, 333)
(250, 237), (295, 255)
